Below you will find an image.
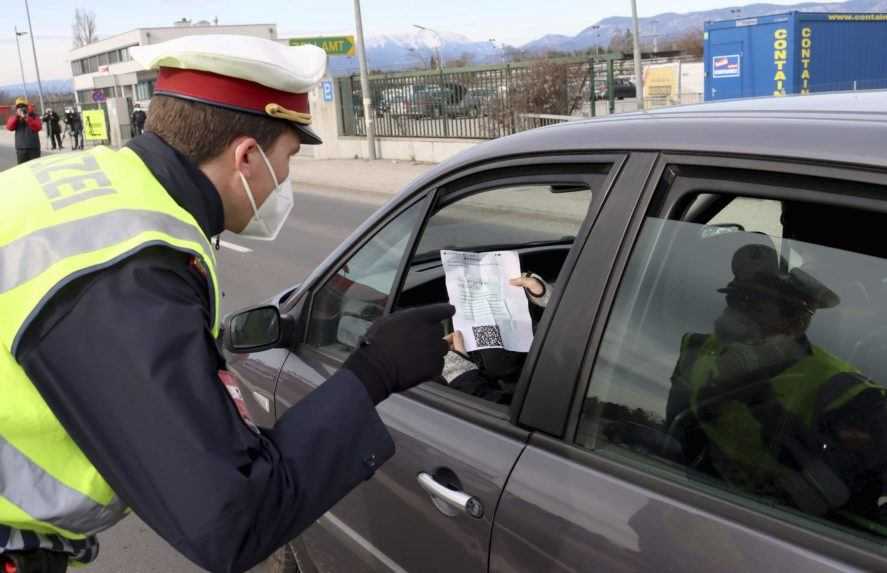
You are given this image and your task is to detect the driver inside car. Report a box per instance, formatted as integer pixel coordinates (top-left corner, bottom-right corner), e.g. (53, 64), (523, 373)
(440, 272), (552, 404)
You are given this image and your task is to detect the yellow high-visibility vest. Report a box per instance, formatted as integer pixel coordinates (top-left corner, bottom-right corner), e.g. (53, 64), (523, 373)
(0, 146), (220, 539)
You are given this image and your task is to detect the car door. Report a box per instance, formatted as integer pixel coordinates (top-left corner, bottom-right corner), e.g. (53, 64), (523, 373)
(491, 154), (887, 571)
(274, 155), (624, 572)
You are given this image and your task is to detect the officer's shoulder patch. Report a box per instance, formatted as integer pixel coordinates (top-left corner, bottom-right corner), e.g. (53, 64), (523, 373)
(188, 256), (209, 281)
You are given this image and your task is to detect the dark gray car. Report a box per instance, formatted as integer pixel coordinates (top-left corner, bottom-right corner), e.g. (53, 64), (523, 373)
(224, 91), (887, 572)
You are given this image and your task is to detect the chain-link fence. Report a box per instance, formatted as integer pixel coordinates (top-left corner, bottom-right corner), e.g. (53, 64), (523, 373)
(337, 55), (700, 140)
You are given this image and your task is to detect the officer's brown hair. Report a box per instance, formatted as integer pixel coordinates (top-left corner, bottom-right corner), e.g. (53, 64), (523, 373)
(145, 95), (298, 165)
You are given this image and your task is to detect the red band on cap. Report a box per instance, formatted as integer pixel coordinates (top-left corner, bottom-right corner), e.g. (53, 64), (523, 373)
(154, 68), (309, 117)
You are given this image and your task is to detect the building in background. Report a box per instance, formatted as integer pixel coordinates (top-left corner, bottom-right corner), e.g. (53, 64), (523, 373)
(704, 12), (887, 101)
(69, 22), (278, 108)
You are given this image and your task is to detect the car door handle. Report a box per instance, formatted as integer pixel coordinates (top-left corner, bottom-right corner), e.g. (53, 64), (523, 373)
(417, 473), (484, 519)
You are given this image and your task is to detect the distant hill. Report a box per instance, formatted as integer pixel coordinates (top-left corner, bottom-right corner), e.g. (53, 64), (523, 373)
(521, 0), (887, 54)
(0, 79), (74, 96)
(330, 0), (887, 75)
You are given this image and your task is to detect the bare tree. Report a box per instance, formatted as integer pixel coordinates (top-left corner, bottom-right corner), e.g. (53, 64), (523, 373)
(446, 51), (475, 69)
(672, 28), (704, 58)
(491, 59), (571, 135)
(72, 9), (98, 49)
(609, 29), (634, 54)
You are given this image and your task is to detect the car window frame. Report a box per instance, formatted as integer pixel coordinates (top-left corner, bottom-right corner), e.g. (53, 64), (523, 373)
(567, 153), (887, 443)
(299, 193), (435, 361)
(287, 153), (628, 431)
(397, 155), (627, 426)
(514, 151), (654, 435)
(546, 152), (887, 569)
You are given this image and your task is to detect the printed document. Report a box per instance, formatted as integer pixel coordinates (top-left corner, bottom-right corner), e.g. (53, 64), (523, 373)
(441, 250), (534, 352)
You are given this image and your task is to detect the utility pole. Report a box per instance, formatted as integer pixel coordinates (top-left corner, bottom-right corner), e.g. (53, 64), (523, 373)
(14, 26), (29, 98)
(24, 0), (46, 113)
(630, 0), (645, 111)
(353, 0), (376, 160)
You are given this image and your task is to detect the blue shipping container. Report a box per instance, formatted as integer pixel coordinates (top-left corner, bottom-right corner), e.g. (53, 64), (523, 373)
(704, 12), (887, 100)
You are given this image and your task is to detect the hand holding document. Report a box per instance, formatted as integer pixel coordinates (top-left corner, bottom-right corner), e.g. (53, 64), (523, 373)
(441, 250), (534, 353)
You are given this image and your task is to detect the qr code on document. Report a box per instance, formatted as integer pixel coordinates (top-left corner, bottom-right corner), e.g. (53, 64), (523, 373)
(473, 325), (504, 348)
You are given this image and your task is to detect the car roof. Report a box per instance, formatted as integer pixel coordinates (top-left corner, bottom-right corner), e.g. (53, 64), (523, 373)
(403, 91), (887, 196)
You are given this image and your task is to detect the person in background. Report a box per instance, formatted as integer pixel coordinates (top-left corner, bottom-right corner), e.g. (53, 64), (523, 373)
(6, 96), (42, 164)
(131, 103), (147, 136)
(42, 107), (63, 150)
(64, 107), (84, 150)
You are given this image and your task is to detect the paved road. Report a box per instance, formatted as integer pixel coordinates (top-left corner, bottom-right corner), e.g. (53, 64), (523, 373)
(1, 146), (388, 572)
(0, 145), (17, 166)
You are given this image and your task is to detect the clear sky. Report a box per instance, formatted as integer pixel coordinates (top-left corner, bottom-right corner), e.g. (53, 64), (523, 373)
(0, 0), (833, 86)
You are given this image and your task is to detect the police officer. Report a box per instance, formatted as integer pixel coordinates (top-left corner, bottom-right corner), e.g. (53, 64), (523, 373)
(0, 35), (453, 573)
(5, 97), (42, 164)
(667, 242), (887, 526)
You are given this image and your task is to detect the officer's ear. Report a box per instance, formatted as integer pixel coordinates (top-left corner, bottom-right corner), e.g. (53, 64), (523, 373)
(232, 137), (260, 178)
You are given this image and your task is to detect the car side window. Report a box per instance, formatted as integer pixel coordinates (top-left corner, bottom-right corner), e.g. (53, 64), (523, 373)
(306, 200), (425, 356)
(577, 174), (887, 544)
(398, 179), (601, 407)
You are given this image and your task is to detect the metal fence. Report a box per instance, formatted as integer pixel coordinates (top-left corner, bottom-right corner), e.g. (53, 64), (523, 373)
(337, 56), (691, 140)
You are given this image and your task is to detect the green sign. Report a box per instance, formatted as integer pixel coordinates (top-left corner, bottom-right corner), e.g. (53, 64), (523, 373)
(289, 36), (355, 57)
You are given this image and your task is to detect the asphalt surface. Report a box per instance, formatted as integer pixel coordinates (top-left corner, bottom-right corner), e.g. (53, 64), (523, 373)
(1, 146), (388, 572)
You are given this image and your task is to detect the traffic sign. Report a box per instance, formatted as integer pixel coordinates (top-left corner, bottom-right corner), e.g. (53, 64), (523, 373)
(322, 80), (334, 102)
(83, 110), (107, 141)
(289, 36), (356, 57)
(91, 90), (106, 103)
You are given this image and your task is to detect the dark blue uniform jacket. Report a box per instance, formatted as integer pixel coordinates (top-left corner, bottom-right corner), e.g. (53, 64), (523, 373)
(14, 133), (395, 573)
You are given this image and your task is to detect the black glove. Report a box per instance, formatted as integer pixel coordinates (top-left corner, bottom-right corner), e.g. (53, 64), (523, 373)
(344, 303), (455, 405)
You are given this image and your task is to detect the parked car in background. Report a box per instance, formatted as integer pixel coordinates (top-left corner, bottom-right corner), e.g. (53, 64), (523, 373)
(224, 92), (887, 573)
(445, 87), (499, 118)
(378, 83), (468, 118)
(376, 85), (419, 116)
(413, 83), (466, 118)
(596, 77), (636, 100)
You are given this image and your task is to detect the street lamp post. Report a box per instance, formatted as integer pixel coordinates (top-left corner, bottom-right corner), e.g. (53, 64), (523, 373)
(630, 0), (645, 110)
(651, 19), (659, 54)
(488, 38), (500, 64)
(14, 26), (29, 98)
(24, 0), (46, 114)
(353, 0), (376, 160)
(413, 24), (444, 71)
(408, 47), (431, 70)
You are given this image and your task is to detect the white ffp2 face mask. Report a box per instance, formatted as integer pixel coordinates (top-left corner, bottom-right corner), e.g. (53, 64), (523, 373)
(237, 145), (294, 241)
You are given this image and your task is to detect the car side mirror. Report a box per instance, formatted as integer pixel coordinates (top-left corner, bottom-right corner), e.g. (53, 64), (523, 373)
(223, 305), (293, 353)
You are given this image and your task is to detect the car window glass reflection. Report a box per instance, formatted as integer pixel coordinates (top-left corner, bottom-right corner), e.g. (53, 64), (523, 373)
(579, 198), (887, 541)
(307, 201), (425, 355)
